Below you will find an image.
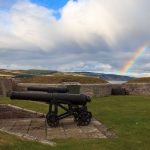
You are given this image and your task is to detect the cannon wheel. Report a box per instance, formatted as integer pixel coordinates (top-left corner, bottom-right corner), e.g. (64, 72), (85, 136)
(46, 113), (59, 127)
(73, 106), (80, 122)
(77, 111), (92, 126)
(73, 111), (79, 122)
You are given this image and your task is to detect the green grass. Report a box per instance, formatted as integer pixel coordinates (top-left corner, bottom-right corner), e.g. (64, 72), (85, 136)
(0, 96), (150, 150)
(0, 97), (48, 113)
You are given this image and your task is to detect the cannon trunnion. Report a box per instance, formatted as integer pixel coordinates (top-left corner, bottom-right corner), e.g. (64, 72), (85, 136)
(10, 91), (92, 127)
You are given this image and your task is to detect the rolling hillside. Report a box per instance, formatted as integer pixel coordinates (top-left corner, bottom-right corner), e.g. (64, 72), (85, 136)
(99, 73), (134, 81)
(127, 77), (150, 83)
(74, 72), (134, 81)
(0, 69), (134, 82)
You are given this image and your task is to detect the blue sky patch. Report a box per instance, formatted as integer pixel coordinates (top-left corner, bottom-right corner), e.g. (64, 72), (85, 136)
(0, 0), (17, 9)
(31, 0), (69, 10)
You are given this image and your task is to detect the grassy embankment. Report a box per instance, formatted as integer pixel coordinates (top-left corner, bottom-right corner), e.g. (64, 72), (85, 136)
(128, 77), (150, 83)
(20, 75), (107, 84)
(0, 96), (150, 150)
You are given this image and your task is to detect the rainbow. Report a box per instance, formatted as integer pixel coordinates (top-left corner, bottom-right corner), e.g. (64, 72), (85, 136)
(120, 43), (148, 75)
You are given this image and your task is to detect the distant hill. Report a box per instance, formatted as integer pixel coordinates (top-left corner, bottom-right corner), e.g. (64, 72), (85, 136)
(0, 69), (58, 78)
(127, 77), (150, 83)
(73, 72), (134, 81)
(0, 69), (18, 77)
(0, 69), (134, 82)
(23, 69), (58, 75)
(99, 73), (135, 81)
(73, 72), (101, 77)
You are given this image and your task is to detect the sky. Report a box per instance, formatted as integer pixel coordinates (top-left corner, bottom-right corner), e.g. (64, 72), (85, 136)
(0, 0), (150, 77)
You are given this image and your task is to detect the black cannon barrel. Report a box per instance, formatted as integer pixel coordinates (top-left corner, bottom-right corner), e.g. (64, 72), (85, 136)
(10, 91), (91, 105)
(27, 86), (69, 93)
(52, 93), (91, 105)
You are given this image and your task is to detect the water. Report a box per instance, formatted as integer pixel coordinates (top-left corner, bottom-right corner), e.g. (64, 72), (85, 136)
(108, 80), (127, 84)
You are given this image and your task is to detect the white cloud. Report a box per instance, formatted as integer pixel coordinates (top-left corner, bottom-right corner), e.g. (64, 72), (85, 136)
(10, 1), (59, 51)
(60, 0), (118, 45)
(0, 0), (150, 76)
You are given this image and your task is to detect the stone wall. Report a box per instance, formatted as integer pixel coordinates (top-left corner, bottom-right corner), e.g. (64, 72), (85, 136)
(80, 84), (112, 97)
(0, 104), (45, 119)
(16, 83), (112, 97)
(13, 82), (150, 96)
(122, 83), (150, 95)
(0, 78), (14, 96)
(1, 80), (150, 97)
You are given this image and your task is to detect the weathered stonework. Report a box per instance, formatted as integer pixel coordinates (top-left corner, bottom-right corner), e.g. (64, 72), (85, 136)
(80, 84), (112, 97)
(122, 83), (150, 95)
(1, 79), (150, 97)
(0, 78), (14, 96)
(0, 104), (45, 119)
(0, 104), (113, 145)
(15, 83), (112, 97)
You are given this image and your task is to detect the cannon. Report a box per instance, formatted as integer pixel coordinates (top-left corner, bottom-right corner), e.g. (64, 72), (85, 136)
(10, 91), (92, 127)
(27, 86), (69, 93)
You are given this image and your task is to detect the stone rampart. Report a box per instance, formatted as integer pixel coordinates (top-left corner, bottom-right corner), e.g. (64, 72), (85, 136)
(0, 78), (14, 96)
(80, 84), (112, 97)
(0, 104), (45, 119)
(1, 79), (150, 97)
(122, 83), (150, 95)
(16, 83), (112, 97)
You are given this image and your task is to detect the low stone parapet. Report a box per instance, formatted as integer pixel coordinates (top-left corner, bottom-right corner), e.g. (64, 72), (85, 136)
(0, 78), (14, 96)
(80, 84), (112, 97)
(16, 83), (112, 97)
(0, 104), (45, 119)
(122, 83), (150, 95)
(2, 80), (150, 97)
